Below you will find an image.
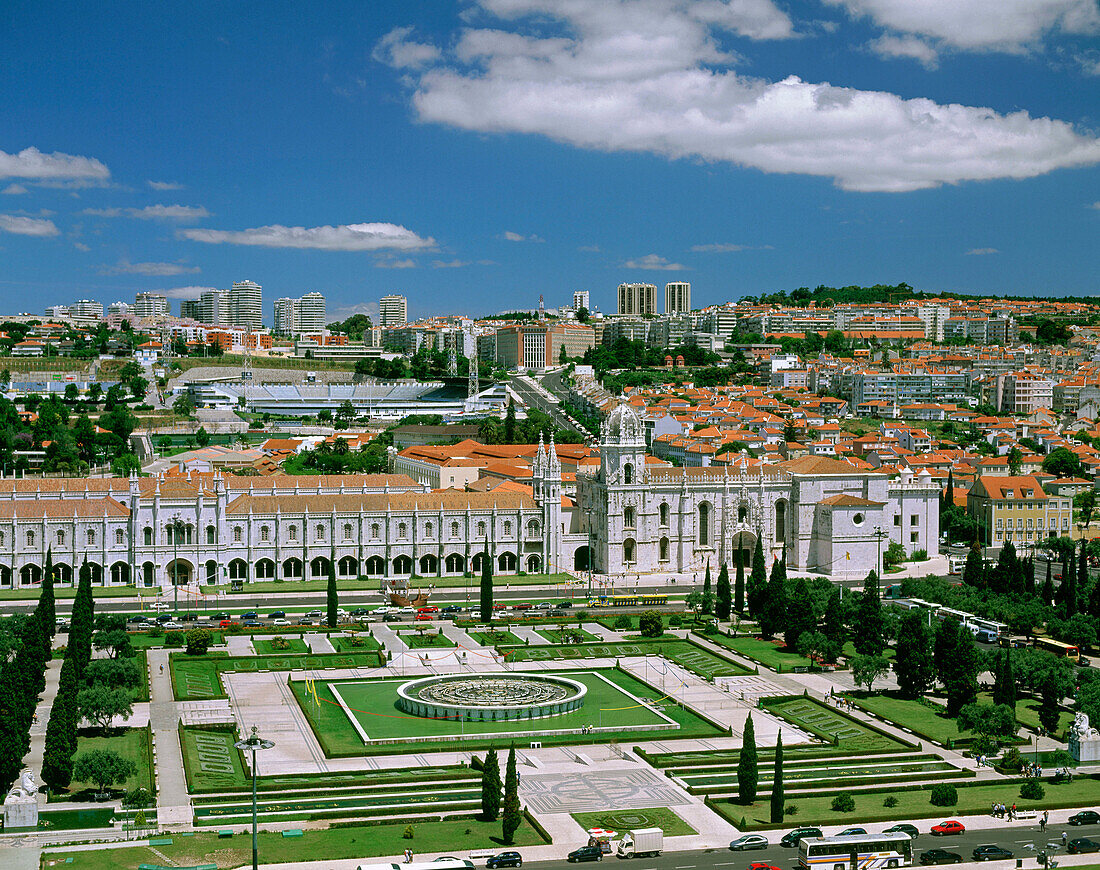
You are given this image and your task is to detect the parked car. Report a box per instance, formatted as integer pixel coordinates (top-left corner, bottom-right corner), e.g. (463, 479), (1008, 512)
(728, 835), (768, 851)
(352, 607), (372, 617)
(306, 609), (323, 618)
(297, 617), (315, 626)
(241, 611), (258, 620)
(930, 821), (965, 836)
(919, 849), (962, 865)
(266, 610), (286, 619)
(972, 845), (1013, 861)
(747, 864), (782, 870)
(441, 605), (461, 614)
(209, 611), (230, 621)
(372, 606), (393, 615)
(535, 602), (553, 610)
(272, 618), (290, 626)
(383, 613), (403, 622)
(486, 852), (522, 868)
(151, 602), (171, 610)
(243, 620), (263, 628)
(566, 846), (602, 863)
(418, 605), (440, 614)
(162, 621), (183, 629)
(557, 601), (572, 608)
(219, 620), (238, 628)
(884, 824), (919, 839)
(512, 602), (532, 611)
(181, 612), (199, 622)
(1068, 839), (1100, 855)
(780, 828), (823, 847)
(397, 607), (415, 615)
(837, 828), (867, 837)
(415, 613), (435, 621)
(154, 614), (173, 623)
(1069, 811), (1100, 826)
(127, 615), (148, 624)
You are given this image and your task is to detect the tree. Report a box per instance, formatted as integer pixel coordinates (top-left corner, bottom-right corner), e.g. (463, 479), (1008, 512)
(68, 559), (95, 682)
(326, 557), (338, 629)
(173, 394), (195, 417)
(785, 578), (816, 652)
(1038, 671), (1063, 735)
(737, 713), (758, 804)
(93, 627), (132, 660)
(185, 628), (212, 655)
(770, 730), (785, 823)
(957, 703), (1016, 753)
(504, 399), (516, 444)
(1042, 447), (1084, 478)
(77, 685), (133, 731)
(821, 588), (845, 663)
(759, 556), (787, 640)
(894, 611), (934, 699)
(502, 745), (521, 845)
(576, 306), (589, 323)
(481, 748), (501, 820)
(796, 631), (831, 667)
(41, 660), (79, 791)
(963, 541), (985, 589)
(702, 563), (713, 615)
(734, 552), (745, 615)
(851, 654), (890, 692)
(84, 658), (141, 691)
(480, 546), (493, 623)
(1007, 447), (1023, 477)
(715, 563), (731, 620)
(853, 570), (885, 656)
(934, 619), (980, 717)
(194, 426), (210, 448)
(746, 535), (767, 621)
(992, 650), (1017, 711)
(72, 749), (135, 795)
(883, 541), (907, 569)
(41, 547), (56, 643)
(638, 611), (663, 638)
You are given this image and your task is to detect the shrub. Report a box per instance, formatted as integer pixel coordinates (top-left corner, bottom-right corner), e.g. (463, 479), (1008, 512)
(164, 631), (185, 648)
(883, 796), (899, 808)
(403, 825), (415, 839)
(784, 804), (798, 816)
(669, 615), (682, 627)
(831, 793), (856, 813)
(146, 625), (163, 638)
(910, 549), (929, 562)
(638, 611), (663, 637)
(930, 784), (958, 807)
(185, 628), (212, 656)
(271, 637), (291, 650)
(1020, 781), (1045, 800)
(1000, 748), (1023, 773)
(614, 614), (632, 630)
(123, 786), (152, 809)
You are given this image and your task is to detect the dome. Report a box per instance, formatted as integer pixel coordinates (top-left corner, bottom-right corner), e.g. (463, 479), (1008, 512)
(604, 403), (643, 441)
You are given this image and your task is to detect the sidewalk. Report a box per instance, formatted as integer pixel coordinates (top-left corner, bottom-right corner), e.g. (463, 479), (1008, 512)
(146, 648), (191, 827)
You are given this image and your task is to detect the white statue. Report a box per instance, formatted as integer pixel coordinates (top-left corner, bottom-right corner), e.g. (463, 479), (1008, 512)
(1072, 711), (1099, 741)
(5, 769), (37, 802)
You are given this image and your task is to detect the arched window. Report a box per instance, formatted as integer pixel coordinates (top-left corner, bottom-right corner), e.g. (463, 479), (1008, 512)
(477, 521), (486, 537)
(623, 463), (634, 485)
(343, 523), (353, 540)
(26, 531), (34, 547)
(288, 524), (298, 541)
(256, 559), (275, 579)
(233, 526), (242, 543)
(698, 502), (710, 546)
(0, 531), (5, 547)
(371, 523), (380, 540)
(497, 551), (517, 572)
(738, 504), (748, 523)
(206, 525), (215, 545)
(425, 522), (433, 537)
(57, 530), (65, 546)
(775, 500), (787, 544)
(260, 525), (270, 542)
(316, 524), (325, 541)
(623, 538), (636, 563)
(624, 507), (636, 528)
(144, 527), (153, 546)
(115, 529), (124, 545)
(185, 524), (193, 544)
(527, 519), (540, 537)
(451, 521), (460, 538)
(660, 503), (670, 526)
(87, 529), (95, 546)
(659, 536), (669, 561)
(503, 521), (512, 536)
(398, 522), (407, 538)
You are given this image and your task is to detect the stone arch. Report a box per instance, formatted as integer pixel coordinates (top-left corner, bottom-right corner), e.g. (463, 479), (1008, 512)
(775, 498), (788, 545)
(309, 556), (331, 579)
(471, 551), (488, 573)
(659, 502), (670, 526)
(624, 506), (636, 528)
(573, 546), (591, 571)
(419, 554), (438, 575)
(166, 559), (192, 585)
(204, 560), (218, 584)
(623, 462), (634, 485)
(142, 561), (156, 587)
(659, 536), (669, 561)
(338, 556), (358, 577)
(110, 561), (130, 585)
(444, 553), (465, 574)
(365, 555), (386, 576)
(0, 565), (10, 586)
(497, 551), (516, 572)
(228, 559), (249, 580)
(19, 564), (41, 586)
(255, 559), (276, 580)
(282, 557), (303, 579)
(526, 554), (541, 572)
(698, 501), (712, 547)
(392, 554), (413, 575)
(623, 538), (636, 564)
(53, 563), (73, 586)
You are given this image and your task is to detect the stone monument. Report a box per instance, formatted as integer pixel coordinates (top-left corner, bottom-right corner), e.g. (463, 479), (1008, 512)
(1068, 711), (1100, 763)
(4, 769), (40, 830)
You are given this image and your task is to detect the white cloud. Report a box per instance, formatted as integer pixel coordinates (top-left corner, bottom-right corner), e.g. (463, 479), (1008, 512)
(373, 26), (442, 69)
(73, 242), (91, 252)
(181, 221), (436, 251)
(824, 0), (1100, 53)
(159, 286), (214, 300)
(148, 180), (184, 190)
(0, 214), (60, 237)
(691, 242), (774, 252)
(391, 1), (1100, 192)
(1090, 201), (1100, 209)
(103, 259), (201, 276)
(375, 258), (418, 269)
(329, 301), (378, 320)
(84, 204), (210, 221)
(501, 230), (545, 242)
(869, 35), (939, 68)
(2, 184), (28, 195)
(432, 259), (471, 268)
(0, 147), (110, 181)
(578, 244), (601, 252)
(623, 253), (685, 270)
(965, 247), (999, 255)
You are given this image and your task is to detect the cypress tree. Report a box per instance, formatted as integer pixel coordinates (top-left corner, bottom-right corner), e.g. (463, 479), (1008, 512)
(963, 542), (985, 589)
(734, 550), (745, 615)
(68, 558), (95, 682)
(998, 650), (1016, 711)
(1024, 556), (1037, 598)
(501, 745), (521, 845)
(853, 569), (885, 656)
(746, 535), (767, 620)
(784, 578), (816, 651)
(1089, 573), (1100, 618)
(326, 555), (338, 629)
(41, 547), (56, 641)
(822, 588), (845, 663)
(1076, 540), (1088, 615)
(480, 546), (493, 624)
(770, 730), (785, 823)
(759, 556), (787, 640)
(894, 610), (934, 699)
(1041, 573), (1056, 607)
(1063, 546), (1079, 616)
(481, 748), (501, 820)
(715, 563), (731, 620)
(702, 562), (713, 614)
(41, 657), (79, 792)
(737, 713), (758, 804)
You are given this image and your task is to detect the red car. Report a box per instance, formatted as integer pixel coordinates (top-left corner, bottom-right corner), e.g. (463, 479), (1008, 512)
(931, 821), (965, 836)
(219, 620), (239, 628)
(512, 602), (532, 611)
(415, 612), (435, 621)
(417, 606), (439, 614)
(748, 864), (783, 870)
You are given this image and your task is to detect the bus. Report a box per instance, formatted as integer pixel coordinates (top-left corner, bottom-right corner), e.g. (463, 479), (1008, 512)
(1035, 637), (1080, 661)
(357, 861), (474, 870)
(798, 833), (914, 870)
(587, 593), (669, 607)
(968, 617), (1008, 641)
(948, 555), (967, 575)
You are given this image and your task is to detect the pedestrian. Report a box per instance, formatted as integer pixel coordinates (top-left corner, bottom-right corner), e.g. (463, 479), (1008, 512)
(1012, 804), (1017, 820)
(1062, 831), (1068, 848)
(1041, 811), (1048, 832)
(160, 664), (164, 674)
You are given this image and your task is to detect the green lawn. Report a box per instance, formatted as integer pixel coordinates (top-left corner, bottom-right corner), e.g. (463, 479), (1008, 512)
(170, 650), (384, 701)
(0, 585), (148, 600)
(766, 696), (909, 753)
(328, 634), (382, 653)
(536, 627), (602, 644)
(705, 634), (813, 671)
(66, 727), (154, 797)
(466, 629), (524, 646)
(978, 691), (1074, 739)
(572, 806), (697, 837)
(400, 630), (456, 648)
(502, 639), (752, 679)
(51, 816), (546, 870)
(847, 692), (972, 745)
(252, 638), (310, 655)
(222, 571), (575, 594)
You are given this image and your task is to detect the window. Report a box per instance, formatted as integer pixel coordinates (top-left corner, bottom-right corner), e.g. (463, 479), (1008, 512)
(144, 527), (153, 546)
(853, 512), (864, 526)
(911, 532), (919, 543)
(527, 519), (540, 537)
(1050, 518), (1056, 529)
(288, 524), (297, 541)
(57, 530), (65, 546)
(185, 524), (193, 544)
(659, 503), (670, 526)
(623, 538), (636, 563)
(316, 524), (325, 541)
(997, 518), (1003, 528)
(206, 525), (215, 545)
(115, 529), (124, 545)
(26, 531), (34, 547)
(623, 463), (634, 485)
(503, 521), (512, 535)
(343, 523), (353, 540)
(451, 521), (460, 538)
(477, 521), (486, 537)
(1063, 518), (1070, 529)
(699, 502), (711, 546)
(260, 525), (270, 542)
(371, 523), (380, 540)
(233, 526), (242, 543)
(894, 515), (901, 527)
(398, 523), (407, 538)
(659, 537), (669, 561)
(0, 532), (5, 547)
(425, 522), (433, 537)
(624, 507), (636, 528)
(911, 514), (918, 526)
(1027, 519), (1033, 530)
(87, 529), (95, 546)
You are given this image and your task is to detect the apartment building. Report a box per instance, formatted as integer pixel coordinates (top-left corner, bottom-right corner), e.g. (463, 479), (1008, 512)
(380, 294), (408, 328)
(967, 475), (1072, 549)
(617, 282), (656, 316)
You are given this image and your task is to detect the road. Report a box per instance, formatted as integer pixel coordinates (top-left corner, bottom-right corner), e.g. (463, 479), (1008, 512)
(511, 372), (589, 437)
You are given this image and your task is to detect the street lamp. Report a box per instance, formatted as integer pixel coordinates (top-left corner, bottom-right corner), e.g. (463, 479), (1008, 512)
(235, 725), (274, 870)
(169, 516), (186, 613)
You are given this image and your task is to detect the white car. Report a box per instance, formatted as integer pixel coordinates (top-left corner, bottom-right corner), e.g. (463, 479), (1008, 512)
(372, 606), (393, 615)
(397, 607), (415, 615)
(151, 602), (171, 611)
(162, 621), (183, 630)
(272, 618), (291, 626)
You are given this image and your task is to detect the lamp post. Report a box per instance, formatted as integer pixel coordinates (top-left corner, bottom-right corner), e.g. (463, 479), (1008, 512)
(169, 516), (185, 613)
(235, 725), (274, 870)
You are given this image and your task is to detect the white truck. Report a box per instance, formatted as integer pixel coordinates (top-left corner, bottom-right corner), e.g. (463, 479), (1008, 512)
(616, 828), (663, 859)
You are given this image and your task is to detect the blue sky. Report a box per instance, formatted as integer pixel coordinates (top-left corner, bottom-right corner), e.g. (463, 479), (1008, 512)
(1, 0), (1098, 322)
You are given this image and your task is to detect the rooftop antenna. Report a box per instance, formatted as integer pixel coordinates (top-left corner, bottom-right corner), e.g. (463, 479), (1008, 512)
(448, 347), (458, 377)
(539, 294), (545, 321)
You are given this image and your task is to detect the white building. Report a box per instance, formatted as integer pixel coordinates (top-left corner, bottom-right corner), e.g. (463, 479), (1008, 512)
(665, 282), (691, 314)
(618, 283), (656, 316)
(573, 290), (590, 312)
(380, 294), (408, 328)
(108, 301), (134, 318)
(297, 292), (326, 333)
(273, 297), (297, 335)
(230, 280), (263, 331)
(198, 290), (228, 326)
(71, 299), (104, 320)
(134, 292), (169, 319)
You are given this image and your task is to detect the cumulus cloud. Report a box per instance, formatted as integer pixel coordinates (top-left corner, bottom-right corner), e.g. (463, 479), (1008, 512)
(73, 242), (91, 252)
(0, 214), (60, 237)
(824, 0), (1100, 53)
(2, 184), (28, 195)
(373, 26), (442, 69)
(102, 259), (201, 276)
(375, 258), (418, 269)
(869, 35), (939, 68)
(623, 253), (685, 270)
(83, 204), (210, 221)
(501, 230), (545, 242)
(180, 221), (436, 251)
(147, 180), (184, 190)
(159, 286), (214, 300)
(691, 242), (774, 252)
(432, 259), (471, 268)
(0, 147), (110, 181)
(386, 0), (1100, 192)
(965, 247), (1000, 255)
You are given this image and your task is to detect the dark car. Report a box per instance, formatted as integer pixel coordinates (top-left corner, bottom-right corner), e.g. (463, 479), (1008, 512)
(1069, 811), (1100, 826)
(209, 611), (230, 621)
(729, 835), (769, 851)
(919, 849), (962, 865)
(351, 608), (372, 617)
(154, 613), (174, 623)
(266, 610), (286, 619)
(127, 615), (148, 624)
(557, 601), (573, 608)
(181, 612), (199, 622)
(973, 845), (1013, 861)
(1068, 839), (1100, 855)
(838, 828), (867, 837)
(885, 824), (919, 839)
(781, 828), (824, 848)
(297, 617), (315, 626)
(241, 611), (258, 620)
(567, 846), (602, 863)
(486, 852), (522, 868)
(384, 612), (403, 622)
(442, 605), (461, 613)
(243, 620), (263, 628)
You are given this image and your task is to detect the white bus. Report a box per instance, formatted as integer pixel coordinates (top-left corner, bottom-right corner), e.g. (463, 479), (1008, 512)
(967, 617), (1008, 641)
(947, 555), (967, 575)
(357, 861), (474, 870)
(798, 833), (914, 870)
